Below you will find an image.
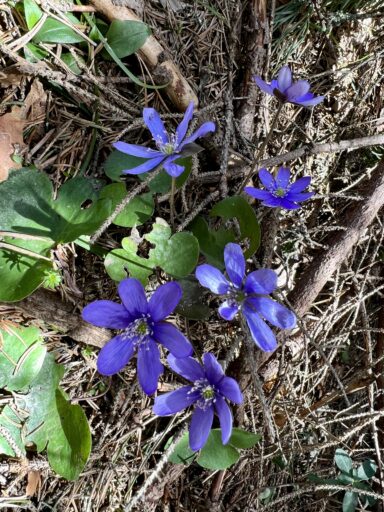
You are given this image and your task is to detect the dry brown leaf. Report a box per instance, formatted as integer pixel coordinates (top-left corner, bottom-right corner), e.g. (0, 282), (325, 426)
(0, 106), (25, 182)
(26, 470), (41, 497)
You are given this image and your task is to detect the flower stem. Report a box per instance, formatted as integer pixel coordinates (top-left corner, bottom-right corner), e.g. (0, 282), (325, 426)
(170, 177), (176, 228)
(237, 101), (284, 193)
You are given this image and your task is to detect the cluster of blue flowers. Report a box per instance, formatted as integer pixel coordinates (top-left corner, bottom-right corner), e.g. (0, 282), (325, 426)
(83, 65), (324, 451)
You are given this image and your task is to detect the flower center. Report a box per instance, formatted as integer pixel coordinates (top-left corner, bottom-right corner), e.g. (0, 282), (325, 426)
(274, 187), (286, 197)
(190, 378), (217, 410)
(155, 134), (179, 155)
(122, 315), (153, 348)
(225, 284), (246, 311)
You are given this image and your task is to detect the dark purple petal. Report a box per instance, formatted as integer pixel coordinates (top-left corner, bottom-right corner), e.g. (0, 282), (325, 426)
(248, 296), (296, 329)
(258, 168), (276, 191)
(167, 354), (205, 382)
(285, 191), (315, 202)
(180, 122), (216, 147)
(143, 107), (168, 145)
(224, 243), (245, 288)
(214, 395), (232, 445)
(275, 167), (291, 189)
(253, 76), (274, 95)
(163, 158), (185, 177)
(242, 307), (277, 351)
(217, 376), (243, 404)
(148, 281), (182, 322)
(218, 300), (239, 321)
(123, 155), (165, 175)
(113, 141), (162, 158)
(118, 278), (148, 317)
(153, 385), (196, 415)
(244, 187), (274, 201)
(244, 269), (277, 295)
(289, 176), (311, 193)
(277, 66), (292, 92)
(195, 264), (230, 295)
(82, 300), (131, 329)
(97, 335), (135, 375)
(153, 322), (193, 357)
(203, 352), (224, 385)
(137, 338), (163, 395)
(285, 80), (310, 101)
(279, 198), (301, 210)
(189, 405), (214, 451)
(175, 101), (194, 144)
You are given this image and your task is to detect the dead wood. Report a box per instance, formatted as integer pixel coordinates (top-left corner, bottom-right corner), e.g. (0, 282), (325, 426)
(89, 0), (198, 111)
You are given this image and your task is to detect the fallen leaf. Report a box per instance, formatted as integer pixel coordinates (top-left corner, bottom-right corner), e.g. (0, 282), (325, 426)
(0, 106), (25, 182)
(26, 470), (41, 497)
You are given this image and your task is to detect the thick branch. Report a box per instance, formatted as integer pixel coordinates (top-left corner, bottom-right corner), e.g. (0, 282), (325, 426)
(89, 0), (197, 111)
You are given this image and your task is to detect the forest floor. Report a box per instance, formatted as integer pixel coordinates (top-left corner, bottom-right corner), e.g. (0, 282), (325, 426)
(1, 0), (384, 510)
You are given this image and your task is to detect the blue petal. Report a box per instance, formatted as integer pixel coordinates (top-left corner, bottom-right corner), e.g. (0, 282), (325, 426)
(118, 278), (148, 317)
(153, 385), (195, 415)
(97, 335), (135, 375)
(122, 155), (165, 175)
(224, 243), (245, 288)
(203, 352), (224, 385)
(253, 76), (274, 95)
(214, 395), (232, 445)
(277, 66), (292, 92)
(279, 198), (300, 210)
(217, 377), (243, 404)
(244, 269), (277, 295)
(242, 307), (277, 351)
(137, 338), (163, 395)
(285, 80), (310, 102)
(148, 281), (182, 322)
(175, 101), (194, 145)
(167, 354), (205, 382)
(180, 121), (215, 147)
(153, 322), (193, 357)
(275, 167), (291, 189)
(195, 264), (230, 295)
(285, 191), (315, 202)
(163, 157), (185, 177)
(289, 176), (311, 193)
(143, 107), (169, 145)
(113, 141), (162, 158)
(189, 405), (214, 451)
(218, 300), (239, 321)
(296, 95), (324, 107)
(244, 187), (274, 201)
(82, 300), (131, 329)
(248, 296), (296, 329)
(258, 169), (276, 191)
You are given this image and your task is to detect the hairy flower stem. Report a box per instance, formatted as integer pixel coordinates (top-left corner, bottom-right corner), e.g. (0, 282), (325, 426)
(170, 177), (176, 228)
(238, 101), (284, 193)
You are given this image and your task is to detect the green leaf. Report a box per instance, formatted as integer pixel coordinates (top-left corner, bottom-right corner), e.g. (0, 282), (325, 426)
(0, 406), (25, 457)
(0, 325), (46, 391)
(105, 20), (150, 58)
(104, 151), (147, 182)
(144, 157), (192, 193)
(190, 216), (235, 268)
(33, 16), (85, 44)
(197, 430), (239, 470)
(356, 459), (377, 480)
(342, 491), (358, 512)
(20, 354), (91, 480)
(24, 0), (42, 29)
(210, 196), (261, 258)
(175, 276), (211, 320)
(168, 433), (196, 465)
(335, 448), (353, 474)
(338, 472), (355, 485)
(60, 52), (84, 75)
(24, 42), (48, 62)
(229, 428), (261, 449)
(105, 221), (199, 284)
(100, 183), (154, 227)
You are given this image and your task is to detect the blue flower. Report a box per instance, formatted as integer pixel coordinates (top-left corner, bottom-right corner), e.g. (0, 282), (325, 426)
(153, 353), (243, 451)
(82, 278), (193, 395)
(244, 167), (315, 210)
(113, 102), (215, 178)
(254, 65), (324, 107)
(195, 243), (296, 352)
